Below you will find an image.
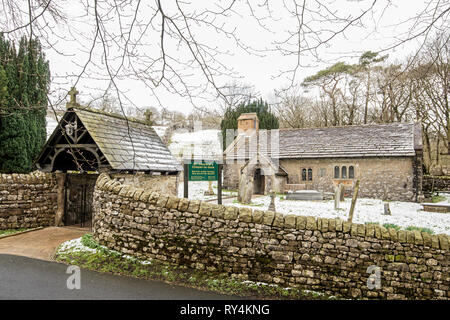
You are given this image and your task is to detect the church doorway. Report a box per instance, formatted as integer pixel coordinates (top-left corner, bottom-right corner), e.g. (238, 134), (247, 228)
(253, 168), (265, 195)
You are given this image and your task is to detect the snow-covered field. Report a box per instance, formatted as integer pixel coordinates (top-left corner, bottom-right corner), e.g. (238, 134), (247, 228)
(178, 181), (450, 235)
(229, 195), (450, 235)
(169, 129), (222, 160)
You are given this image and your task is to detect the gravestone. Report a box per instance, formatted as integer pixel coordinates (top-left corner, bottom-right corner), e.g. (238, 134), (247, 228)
(383, 203), (392, 215)
(268, 190), (276, 212)
(286, 190), (323, 200)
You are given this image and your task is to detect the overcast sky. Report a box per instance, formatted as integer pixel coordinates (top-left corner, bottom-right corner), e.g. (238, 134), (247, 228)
(40, 0), (442, 115)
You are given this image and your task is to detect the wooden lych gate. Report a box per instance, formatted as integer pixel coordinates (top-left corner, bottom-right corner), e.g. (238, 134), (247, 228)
(35, 87), (182, 229)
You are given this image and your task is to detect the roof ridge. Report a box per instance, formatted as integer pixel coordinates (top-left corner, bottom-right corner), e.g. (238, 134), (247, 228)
(276, 122), (415, 132)
(73, 105), (151, 127)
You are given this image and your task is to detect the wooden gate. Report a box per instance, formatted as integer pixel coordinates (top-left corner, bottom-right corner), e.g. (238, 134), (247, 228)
(64, 174), (99, 228)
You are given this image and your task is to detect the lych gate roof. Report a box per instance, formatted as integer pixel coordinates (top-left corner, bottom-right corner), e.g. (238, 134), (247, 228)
(224, 122), (422, 160)
(37, 106), (182, 173)
(75, 108), (181, 172)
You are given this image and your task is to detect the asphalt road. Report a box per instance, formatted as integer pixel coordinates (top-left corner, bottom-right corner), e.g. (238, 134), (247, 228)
(0, 254), (238, 300)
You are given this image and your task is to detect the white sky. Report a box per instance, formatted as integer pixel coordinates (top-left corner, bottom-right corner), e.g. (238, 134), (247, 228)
(39, 0), (443, 115)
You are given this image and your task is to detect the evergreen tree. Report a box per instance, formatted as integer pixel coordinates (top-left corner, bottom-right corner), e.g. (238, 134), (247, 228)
(0, 34), (50, 173)
(220, 98), (279, 150)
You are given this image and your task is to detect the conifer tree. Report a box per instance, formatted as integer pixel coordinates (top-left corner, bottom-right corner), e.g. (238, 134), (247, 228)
(0, 34), (50, 173)
(220, 98), (279, 150)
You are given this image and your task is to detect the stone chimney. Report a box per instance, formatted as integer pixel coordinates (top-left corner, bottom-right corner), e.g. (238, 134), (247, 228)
(237, 113), (259, 135)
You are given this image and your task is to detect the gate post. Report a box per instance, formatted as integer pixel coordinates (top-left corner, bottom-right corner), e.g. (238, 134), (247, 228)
(55, 172), (66, 226)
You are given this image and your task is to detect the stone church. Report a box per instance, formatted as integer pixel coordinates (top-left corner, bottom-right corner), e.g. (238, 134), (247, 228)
(223, 113), (423, 202)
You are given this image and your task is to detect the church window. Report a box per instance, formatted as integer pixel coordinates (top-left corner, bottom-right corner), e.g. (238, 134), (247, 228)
(342, 166), (347, 179)
(349, 166), (355, 178)
(334, 166), (340, 178)
(302, 168), (307, 181)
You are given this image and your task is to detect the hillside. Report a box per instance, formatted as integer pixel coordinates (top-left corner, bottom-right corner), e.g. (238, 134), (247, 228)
(168, 129), (222, 161)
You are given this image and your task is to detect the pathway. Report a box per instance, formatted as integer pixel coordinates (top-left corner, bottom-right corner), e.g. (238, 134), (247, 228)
(0, 226), (88, 261)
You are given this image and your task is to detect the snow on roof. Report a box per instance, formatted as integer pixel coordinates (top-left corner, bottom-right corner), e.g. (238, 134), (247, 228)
(225, 122), (421, 160)
(152, 125), (169, 139)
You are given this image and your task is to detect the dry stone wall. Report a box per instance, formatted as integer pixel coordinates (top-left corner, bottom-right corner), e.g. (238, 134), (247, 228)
(0, 171), (58, 230)
(93, 173), (449, 300)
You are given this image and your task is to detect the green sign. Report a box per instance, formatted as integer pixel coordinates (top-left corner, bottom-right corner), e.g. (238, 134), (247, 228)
(188, 161), (218, 181)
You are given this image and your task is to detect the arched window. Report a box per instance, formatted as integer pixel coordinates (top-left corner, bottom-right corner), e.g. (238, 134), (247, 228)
(302, 168), (307, 181)
(308, 168), (312, 181)
(342, 166), (347, 179)
(349, 166), (355, 179)
(334, 166), (340, 178)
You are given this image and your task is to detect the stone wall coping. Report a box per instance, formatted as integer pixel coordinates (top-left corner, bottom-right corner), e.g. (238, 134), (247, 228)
(0, 171), (55, 185)
(96, 173), (450, 251)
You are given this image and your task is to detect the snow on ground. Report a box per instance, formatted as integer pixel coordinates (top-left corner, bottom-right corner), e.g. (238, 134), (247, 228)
(58, 237), (99, 254)
(169, 129), (222, 160)
(177, 180), (237, 201)
(177, 183), (450, 235)
(58, 237), (152, 265)
(227, 195), (450, 235)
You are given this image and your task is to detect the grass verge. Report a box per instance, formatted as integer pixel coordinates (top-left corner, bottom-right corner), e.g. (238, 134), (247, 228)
(431, 195), (446, 203)
(55, 234), (338, 300)
(0, 228), (32, 237)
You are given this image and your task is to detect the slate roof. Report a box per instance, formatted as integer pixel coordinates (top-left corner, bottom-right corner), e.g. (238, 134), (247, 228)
(224, 122), (422, 160)
(73, 108), (181, 172)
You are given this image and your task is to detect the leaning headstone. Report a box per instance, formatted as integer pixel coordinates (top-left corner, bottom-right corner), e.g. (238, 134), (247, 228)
(339, 183), (345, 201)
(347, 179), (360, 223)
(334, 186), (340, 210)
(383, 202), (392, 215)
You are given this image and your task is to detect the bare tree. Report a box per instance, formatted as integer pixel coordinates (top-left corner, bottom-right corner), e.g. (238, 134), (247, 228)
(1, 0), (450, 171)
(414, 33), (450, 154)
(372, 64), (416, 123)
(274, 87), (320, 128)
(2, 1), (449, 108)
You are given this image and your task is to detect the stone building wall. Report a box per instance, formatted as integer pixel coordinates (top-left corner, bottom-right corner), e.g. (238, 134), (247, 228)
(223, 162), (286, 195)
(224, 156), (420, 202)
(0, 171), (58, 230)
(93, 174), (449, 300)
(280, 157), (418, 201)
(110, 172), (178, 196)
